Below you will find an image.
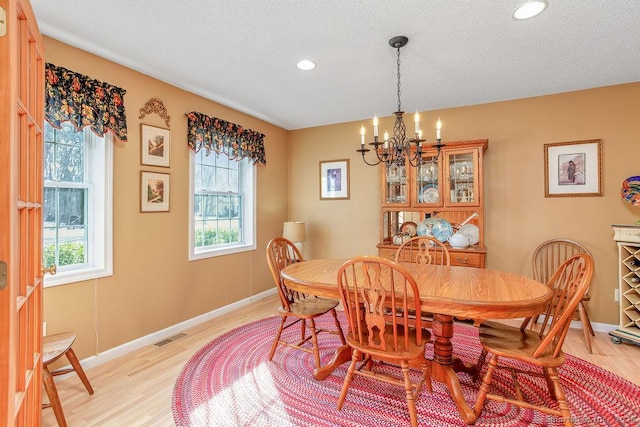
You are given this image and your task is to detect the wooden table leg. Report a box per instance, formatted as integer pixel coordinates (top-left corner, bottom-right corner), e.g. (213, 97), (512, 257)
(313, 344), (352, 380)
(431, 313), (477, 425)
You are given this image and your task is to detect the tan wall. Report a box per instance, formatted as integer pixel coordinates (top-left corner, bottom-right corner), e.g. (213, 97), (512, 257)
(289, 83), (640, 326)
(42, 37), (289, 359)
(43, 34), (640, 358)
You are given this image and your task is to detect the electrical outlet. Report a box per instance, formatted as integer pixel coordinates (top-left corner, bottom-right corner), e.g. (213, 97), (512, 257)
(614, 289), (620, 302)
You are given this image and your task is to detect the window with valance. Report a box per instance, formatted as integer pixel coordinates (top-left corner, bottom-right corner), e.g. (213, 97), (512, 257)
(45, 63), (128, 141)
(185, 111), (266, 165)
(42, 63), (119, 287)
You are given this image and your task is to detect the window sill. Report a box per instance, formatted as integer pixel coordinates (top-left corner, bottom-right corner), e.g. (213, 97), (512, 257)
(189, 242), (256, 261)
(43, 267), (113, 288)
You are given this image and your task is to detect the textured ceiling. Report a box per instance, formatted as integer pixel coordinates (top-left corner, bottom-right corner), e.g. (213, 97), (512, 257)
(31, 1), (640, 130)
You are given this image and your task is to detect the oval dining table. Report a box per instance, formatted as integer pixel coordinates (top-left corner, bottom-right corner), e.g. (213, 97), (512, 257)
(281, 257), (552, 425)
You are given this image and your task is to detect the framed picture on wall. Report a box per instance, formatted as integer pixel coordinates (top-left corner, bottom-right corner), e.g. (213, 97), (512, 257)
(141, 171), (170, 212)
(319, 159), (350, 200)
(544, 139), (602, 197)
(141, 124), (170, 167)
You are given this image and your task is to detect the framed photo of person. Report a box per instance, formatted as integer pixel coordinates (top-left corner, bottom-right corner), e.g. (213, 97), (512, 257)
(319, 159), (350, 200)
(544, 139), (602, 197)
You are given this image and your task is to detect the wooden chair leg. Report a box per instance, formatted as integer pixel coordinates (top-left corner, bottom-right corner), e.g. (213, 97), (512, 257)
(401, 361), (419, 427)
(546, 367), (574, 427)
(43, 366), (67, 427)
(337, 350), (359, 410)
(473, 348), (488, 382)
(269, 316), (287, 360)
(330, 309), (346, 345)
(65, 348), (94, 394)
(300, 318), (306, 341)
(308, 318), (322, 369)
(577, 302), (593, 354)
(474, 354), (497, 419)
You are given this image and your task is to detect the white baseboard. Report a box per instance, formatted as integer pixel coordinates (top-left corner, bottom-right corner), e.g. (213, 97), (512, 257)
(529, 317), (617, 334)
(573, 319), (616, 334)
(76, 287), (276, 372)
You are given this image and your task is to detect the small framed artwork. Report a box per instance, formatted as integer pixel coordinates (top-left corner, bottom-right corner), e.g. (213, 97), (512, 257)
(319, 159), (350, 200)
(141, 124), (170, 167)
(141, 171), (170, 212)
(544, 139), (602, 198)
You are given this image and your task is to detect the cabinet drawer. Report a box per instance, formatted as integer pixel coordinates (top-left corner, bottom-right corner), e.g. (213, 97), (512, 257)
(378, 246), (484, 268)
(378, 248), (397, 261)
(450, 252), (484, 268)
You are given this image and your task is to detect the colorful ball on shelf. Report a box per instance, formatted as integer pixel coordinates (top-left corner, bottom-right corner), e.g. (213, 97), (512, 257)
(621, 176), (640, 207)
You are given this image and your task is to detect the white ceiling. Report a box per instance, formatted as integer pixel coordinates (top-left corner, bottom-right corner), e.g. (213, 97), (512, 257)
(31, 1), (640, 131)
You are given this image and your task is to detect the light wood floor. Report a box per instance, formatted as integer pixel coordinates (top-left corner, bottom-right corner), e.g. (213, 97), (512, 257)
(43, 294), (640, 426)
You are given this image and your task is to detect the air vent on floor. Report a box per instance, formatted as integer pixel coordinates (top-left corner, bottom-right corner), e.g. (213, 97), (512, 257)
(153, 332), (187, 347)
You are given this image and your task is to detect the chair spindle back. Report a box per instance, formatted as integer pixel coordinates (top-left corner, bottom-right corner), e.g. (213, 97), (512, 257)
(531, 253), (594, 359)
(266, 237), (304, 312)
(395, 236), (451, 266)
(338, 256), (425, 353)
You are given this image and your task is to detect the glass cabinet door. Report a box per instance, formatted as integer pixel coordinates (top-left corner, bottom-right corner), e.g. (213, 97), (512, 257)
(415, 153), (440, 205)
(446, 150), (479, 206)
(384, 163), (408, 205)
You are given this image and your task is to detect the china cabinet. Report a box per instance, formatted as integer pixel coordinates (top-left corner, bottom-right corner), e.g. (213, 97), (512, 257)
(610, 225), (640, 346)
(377, 139), (488, 267)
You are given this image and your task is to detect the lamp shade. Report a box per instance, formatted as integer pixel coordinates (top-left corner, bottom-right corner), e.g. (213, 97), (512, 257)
(283, 221), (306, 243)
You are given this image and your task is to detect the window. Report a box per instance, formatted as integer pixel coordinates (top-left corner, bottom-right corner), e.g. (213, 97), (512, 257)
(43, 121), (113, 287)
(189, 150), (255, 260)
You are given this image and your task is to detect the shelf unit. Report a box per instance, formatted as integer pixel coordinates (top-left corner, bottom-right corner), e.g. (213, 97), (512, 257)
(610, 225), (640, 346)
(377, 139), (488, 268)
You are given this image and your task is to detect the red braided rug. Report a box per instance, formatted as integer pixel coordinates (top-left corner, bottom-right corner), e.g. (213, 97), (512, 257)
(172, 315), (640, 426)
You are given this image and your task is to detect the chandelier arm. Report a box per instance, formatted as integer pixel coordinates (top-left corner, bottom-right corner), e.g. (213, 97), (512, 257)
(359, 150), (382, 167)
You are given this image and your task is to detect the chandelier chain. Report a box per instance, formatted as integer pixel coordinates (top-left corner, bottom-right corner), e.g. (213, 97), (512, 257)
(396, 47), (402, 113)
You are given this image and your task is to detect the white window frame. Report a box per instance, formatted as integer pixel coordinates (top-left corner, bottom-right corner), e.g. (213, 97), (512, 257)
(188, 153), (256, 260)
(43, 128), (113, 287)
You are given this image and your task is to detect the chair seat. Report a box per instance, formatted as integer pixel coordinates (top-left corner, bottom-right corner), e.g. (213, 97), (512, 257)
(281, 297), (340, 318)
(43, 332), (77, 366)
(479, 321), (565, 368)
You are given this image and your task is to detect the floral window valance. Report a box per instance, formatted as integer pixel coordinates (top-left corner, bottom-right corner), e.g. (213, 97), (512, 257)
(185, 111), (266, 165)
(45, 63), (128, 142)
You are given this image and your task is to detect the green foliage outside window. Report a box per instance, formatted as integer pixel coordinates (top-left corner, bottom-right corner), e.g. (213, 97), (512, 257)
(194, 228), (239, 247)
(43, 242), (86, 267)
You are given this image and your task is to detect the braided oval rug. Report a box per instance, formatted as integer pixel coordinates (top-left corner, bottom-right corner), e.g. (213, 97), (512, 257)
(172, 315), (640, 426)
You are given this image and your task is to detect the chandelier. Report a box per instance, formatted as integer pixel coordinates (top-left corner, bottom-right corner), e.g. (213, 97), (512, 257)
(357, 36), (444, 168)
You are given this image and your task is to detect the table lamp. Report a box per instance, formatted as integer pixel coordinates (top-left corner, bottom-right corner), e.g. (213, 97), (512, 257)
(283, 221), (307, 256)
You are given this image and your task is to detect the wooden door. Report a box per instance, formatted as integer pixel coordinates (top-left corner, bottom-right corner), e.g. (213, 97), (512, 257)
(0, 0), (45, 424)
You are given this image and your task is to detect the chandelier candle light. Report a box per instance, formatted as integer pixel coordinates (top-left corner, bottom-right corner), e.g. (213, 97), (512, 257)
(358, 36), (445, 168)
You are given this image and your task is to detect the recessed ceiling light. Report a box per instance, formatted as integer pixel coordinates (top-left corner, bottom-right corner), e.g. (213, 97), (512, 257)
(296, 60), (316, 71)
(513, 0), (548, 20)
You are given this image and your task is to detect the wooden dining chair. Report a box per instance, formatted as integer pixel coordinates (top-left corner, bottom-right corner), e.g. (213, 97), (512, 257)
(473, 253), (594, 427)
(42, 332), (94, 427)
(394, 236), (451, 266)
(336, 256), (432, 427)
(265, 237), (345, 370)
(524, 238), (595, 353)
(395, 235), (451, 326)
